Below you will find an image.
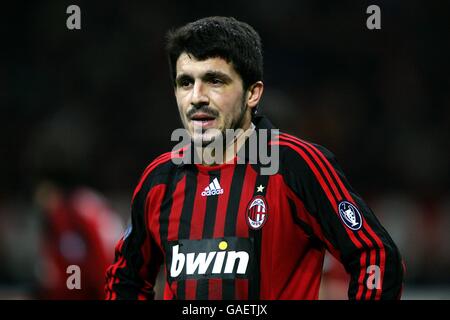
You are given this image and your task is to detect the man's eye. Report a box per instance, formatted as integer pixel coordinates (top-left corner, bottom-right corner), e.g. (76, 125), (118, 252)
(210, 78), (223, 85)
(179, 80), (193, 88)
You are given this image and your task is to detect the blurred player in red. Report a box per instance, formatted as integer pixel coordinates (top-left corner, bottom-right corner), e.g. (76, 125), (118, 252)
(35, 182), (122, 299)
(319, 252), (350, 299)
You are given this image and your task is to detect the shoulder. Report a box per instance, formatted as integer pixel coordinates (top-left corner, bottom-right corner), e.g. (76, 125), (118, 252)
(274, 132), (337, 177)
(131, 150), (180, 202)
(272, 132), (343, 204)
(140, 151), (179, 179)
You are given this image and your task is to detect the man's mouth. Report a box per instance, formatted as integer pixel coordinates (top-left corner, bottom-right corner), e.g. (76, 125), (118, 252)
(190, 112), (217, 128)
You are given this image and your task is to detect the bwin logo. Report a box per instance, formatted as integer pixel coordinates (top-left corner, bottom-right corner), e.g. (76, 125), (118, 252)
(170, 241), (249, 278)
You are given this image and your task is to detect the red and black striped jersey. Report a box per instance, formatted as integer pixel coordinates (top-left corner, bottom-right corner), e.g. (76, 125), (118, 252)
(105, 115), (404, 300)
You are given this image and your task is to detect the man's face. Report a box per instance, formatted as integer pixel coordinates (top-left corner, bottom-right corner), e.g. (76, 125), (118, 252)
(174, 52), (248, 145)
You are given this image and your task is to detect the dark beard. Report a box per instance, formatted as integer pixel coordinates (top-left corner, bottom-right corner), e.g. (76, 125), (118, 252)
(229, 96), (249, 132)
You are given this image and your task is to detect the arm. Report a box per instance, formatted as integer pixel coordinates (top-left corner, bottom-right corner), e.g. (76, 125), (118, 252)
(105, 175), (163, 300)
(278, 135), (404, 299)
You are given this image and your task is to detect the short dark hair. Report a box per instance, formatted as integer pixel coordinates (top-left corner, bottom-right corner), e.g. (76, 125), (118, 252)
(166, 16), (263, 90)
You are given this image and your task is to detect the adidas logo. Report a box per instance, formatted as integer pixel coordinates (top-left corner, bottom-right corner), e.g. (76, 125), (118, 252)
(201, 178), (224, 197)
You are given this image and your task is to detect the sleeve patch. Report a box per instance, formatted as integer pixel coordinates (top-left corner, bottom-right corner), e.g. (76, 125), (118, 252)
(338, 201), (363, 231)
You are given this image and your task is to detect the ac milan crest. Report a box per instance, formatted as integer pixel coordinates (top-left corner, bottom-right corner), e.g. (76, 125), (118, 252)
(246, 196), (269, 230)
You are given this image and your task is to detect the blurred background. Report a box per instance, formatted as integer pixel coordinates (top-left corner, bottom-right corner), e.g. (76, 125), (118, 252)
(0, 0), (449, 299)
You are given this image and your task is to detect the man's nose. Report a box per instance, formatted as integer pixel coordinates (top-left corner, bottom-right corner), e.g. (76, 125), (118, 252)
(190, 80), (209, 106)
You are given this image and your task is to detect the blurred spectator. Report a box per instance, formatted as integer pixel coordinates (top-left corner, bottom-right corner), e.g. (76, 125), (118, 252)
(34, 182), (122, 299)
(18, 102), (123, 299)
(319, 252), (350, 300)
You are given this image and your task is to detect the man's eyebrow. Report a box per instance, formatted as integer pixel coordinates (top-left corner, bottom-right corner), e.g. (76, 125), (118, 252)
(175, 73), (193, 83)
(202, 71), (232, 82)
(175, 70), (233, 85)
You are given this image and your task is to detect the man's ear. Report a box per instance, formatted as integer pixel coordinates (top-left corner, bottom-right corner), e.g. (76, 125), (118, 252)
(246, 81), (264, 110)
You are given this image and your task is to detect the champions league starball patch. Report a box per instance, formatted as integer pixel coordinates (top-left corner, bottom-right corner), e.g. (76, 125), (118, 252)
(338, 201), (363, 231)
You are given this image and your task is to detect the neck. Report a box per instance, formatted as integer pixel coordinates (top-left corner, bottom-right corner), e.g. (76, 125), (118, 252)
(196, 122), (255, 166)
